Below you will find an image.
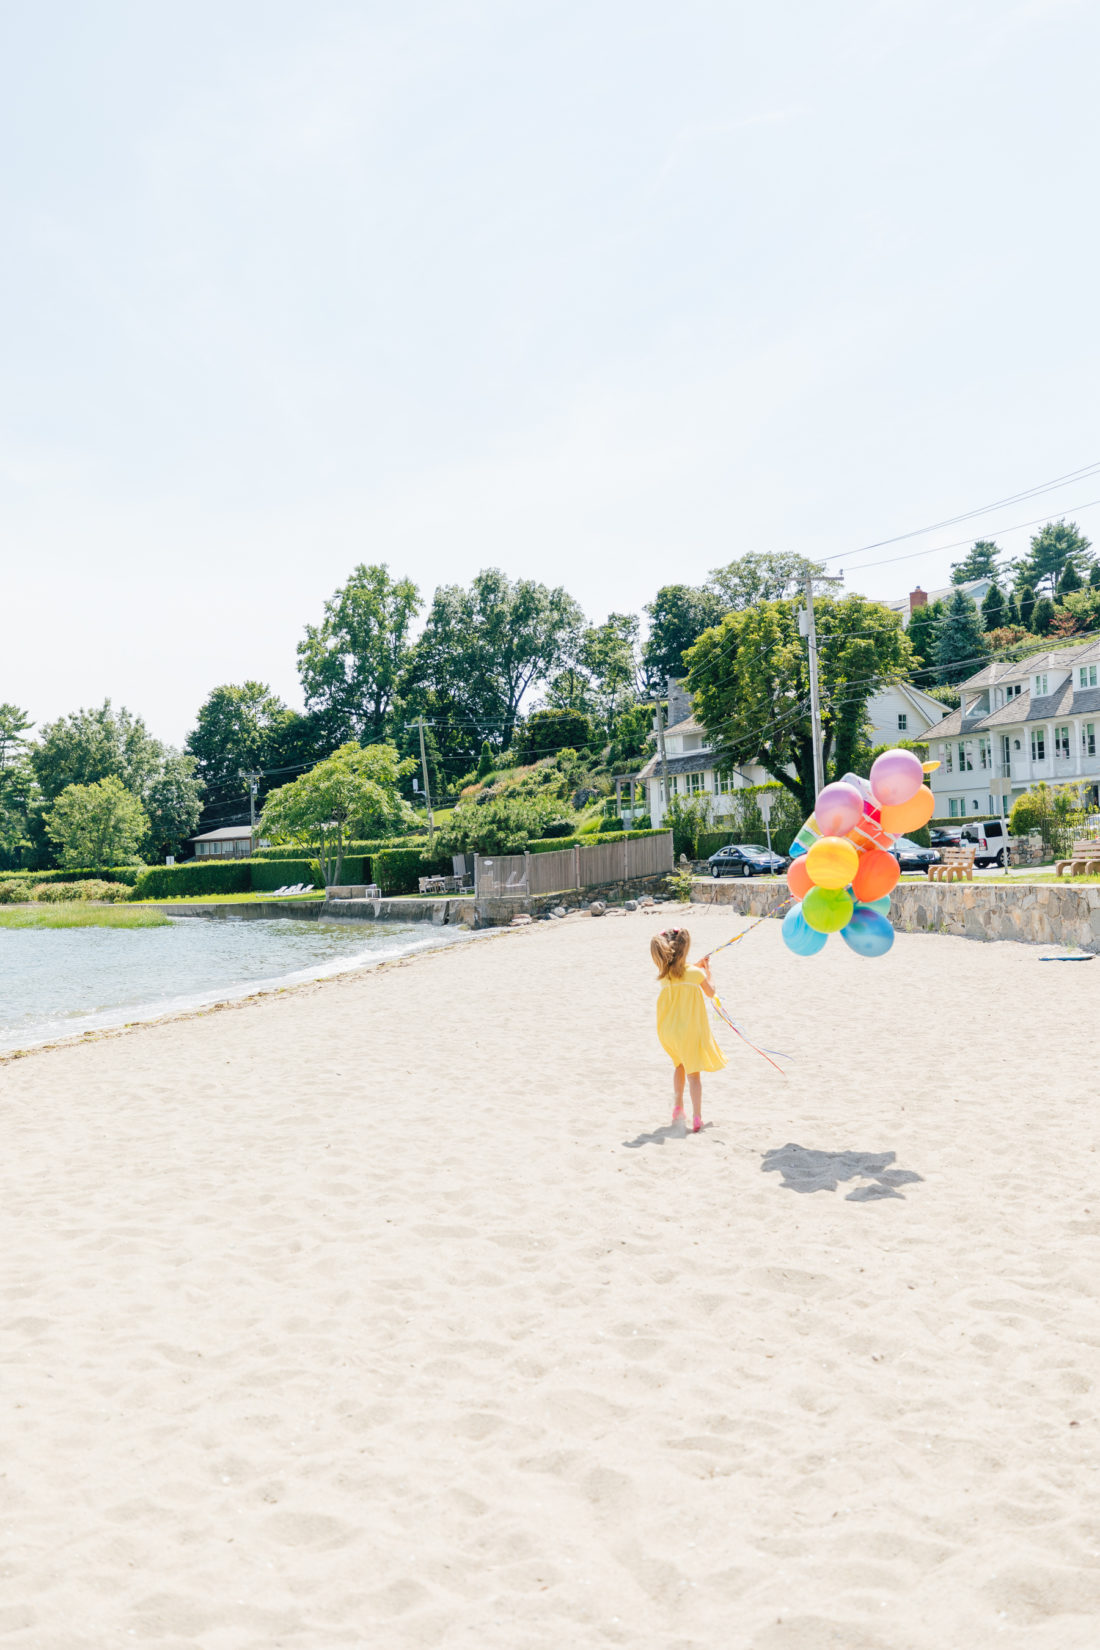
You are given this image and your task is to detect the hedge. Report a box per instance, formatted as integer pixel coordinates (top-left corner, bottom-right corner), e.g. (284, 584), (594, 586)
(0, 865), (144, 887)
(132, 861), (252, 900)
(371, 848), (452, 895)
(249, 857), (326, 893)
(527, 828), (666, 855)
(252, 837), (404, 862)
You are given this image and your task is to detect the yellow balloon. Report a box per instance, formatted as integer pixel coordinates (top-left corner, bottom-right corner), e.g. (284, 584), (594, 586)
(804, 834), (860, 890)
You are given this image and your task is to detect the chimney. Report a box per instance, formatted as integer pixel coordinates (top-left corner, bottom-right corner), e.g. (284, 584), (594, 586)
(909, 587), (928, 611)
(666, 677), (693, 727)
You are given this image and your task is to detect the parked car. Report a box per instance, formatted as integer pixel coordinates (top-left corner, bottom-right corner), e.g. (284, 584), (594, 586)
(930, 826), (963, 849)
(707, 843), (788, 878)
(890, 836), (942, 872)
(961, 819), (1010, 867)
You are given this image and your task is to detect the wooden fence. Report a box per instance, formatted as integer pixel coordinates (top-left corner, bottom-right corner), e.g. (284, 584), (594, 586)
(474, 832), (673, 898)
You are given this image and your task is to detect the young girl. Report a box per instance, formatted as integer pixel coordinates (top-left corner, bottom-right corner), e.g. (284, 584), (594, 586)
(650, 927), (726, 1132)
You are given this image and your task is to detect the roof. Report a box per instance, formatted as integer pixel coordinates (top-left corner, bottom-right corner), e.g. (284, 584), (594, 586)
(922, 681), (1100, 740)
(191, 825), (253, 842)
(635, 750), (716, 780)
(956, 637), (1100, 691)
(663, 715), (705, 737)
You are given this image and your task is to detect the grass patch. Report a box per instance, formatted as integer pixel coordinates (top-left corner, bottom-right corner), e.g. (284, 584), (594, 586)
(127, 891), (328, 907)
(0, 905), (170, 930)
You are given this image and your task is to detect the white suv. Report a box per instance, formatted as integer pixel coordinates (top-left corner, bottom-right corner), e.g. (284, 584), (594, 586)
(961, 819), (1009, 867)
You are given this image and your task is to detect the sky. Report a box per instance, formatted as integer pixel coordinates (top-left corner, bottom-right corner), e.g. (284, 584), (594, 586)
(3, 0), (1099, 746)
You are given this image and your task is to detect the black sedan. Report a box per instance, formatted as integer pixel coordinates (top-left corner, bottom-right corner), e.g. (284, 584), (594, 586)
(890, 835), (942, 872)
(707, 843), (788, 878)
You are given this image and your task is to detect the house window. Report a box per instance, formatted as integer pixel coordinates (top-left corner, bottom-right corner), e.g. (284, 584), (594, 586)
(1085, 723), (1097, 757)
(1055, 725), (1071, 759)
(686, 772), (704, 795)
(897, 713), (907, 731)
(1080, 666), (1098, 688)
(1031, 729), (1045, 762)
(1002, 734), (1011, 771)
(958, 742), (972, 772)
(948, 798), (959, 818)
(972, 799), (980, 811)
(1006, 683), (1022, 699)
(1034, 673), (1048, 697)
(943, 743), (953, 774)
(978, 737), (989, 769)
(713, 770), (734, 794)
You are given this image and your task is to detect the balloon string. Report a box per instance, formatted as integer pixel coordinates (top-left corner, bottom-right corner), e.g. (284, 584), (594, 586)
(711, 995), (790, 1076)
(701, 894), (795, 962)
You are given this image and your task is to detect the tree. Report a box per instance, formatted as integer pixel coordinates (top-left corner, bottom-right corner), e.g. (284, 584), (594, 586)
(1017, 584), (1037, 629)
(45, 776), (149, 868)
(1031, 596), (1055, 635)
(437, 794), (565, 857)
(906, 600), (943, 671)
(186, 682), (296, 798)
(260, 743), (415, 886)
(0, 704), (33, 772)
(579, 613), (640, 739)
(514, 709), (593, 765)
(1091, 564), (1100, 591)
(642, 584), (726, 689)
(951, 540), (1004, 585)
(685, 594), (914, 815)
(1058, 561), (1083, 596)
(476, 741), (495, 780)
(708, 552), (832, 610)
(410, 569), (584, 749)
(935, 588), (988, 683)
(32, 701), (163, 804)
(981, 584), (1007, 631)
(143, 753), (205, 861)
(297, 564), (421, 744)
(1014, 521), (1094, 599)
(0, 706), (37, 870)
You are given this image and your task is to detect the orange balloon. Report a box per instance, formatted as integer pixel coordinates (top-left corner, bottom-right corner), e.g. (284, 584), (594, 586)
(879, 785), (935, 835)
(851, 847), (900, 902)
(787, 856), (813, 899)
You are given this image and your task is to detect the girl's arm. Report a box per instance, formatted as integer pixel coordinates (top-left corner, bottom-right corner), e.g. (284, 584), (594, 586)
(696, 957), (717, 999)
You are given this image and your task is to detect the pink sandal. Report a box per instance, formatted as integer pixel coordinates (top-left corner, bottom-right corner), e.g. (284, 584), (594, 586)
(691, 1117), (704, 1133)
(671, 1102), (685, 1125)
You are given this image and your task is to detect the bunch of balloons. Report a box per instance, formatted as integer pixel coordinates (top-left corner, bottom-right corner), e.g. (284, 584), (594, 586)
(781, 749), (936, 960)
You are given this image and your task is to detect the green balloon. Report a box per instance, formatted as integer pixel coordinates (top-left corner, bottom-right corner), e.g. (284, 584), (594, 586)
(802, 885), (854, 933)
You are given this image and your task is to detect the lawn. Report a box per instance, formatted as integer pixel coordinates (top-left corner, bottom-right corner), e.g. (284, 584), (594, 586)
(126, 891), (328, 907)
(0, 906), (170, 930)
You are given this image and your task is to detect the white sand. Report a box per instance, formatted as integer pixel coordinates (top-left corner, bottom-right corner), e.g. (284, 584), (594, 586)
(2, 906), (1099, 1649)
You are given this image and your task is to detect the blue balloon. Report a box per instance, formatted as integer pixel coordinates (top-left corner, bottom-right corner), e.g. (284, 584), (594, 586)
(788, 839), (807, 857)
(781, 902), (828, 956)
(840, 906), (895, 958)
(862, 894), (891, 915)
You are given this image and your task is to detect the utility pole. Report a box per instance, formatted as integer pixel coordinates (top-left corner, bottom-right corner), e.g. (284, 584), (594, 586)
(417, 715), (435, 854)
(800, 571), (825, 801)
(654, 688), (671, 823)
(241, 770), (262, 854)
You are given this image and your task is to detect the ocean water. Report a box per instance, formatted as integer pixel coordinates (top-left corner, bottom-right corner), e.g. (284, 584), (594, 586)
(0, 915), (470, 1054)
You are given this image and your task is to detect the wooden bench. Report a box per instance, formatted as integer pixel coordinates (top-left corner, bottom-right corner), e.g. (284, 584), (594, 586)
(928, 846), (976, 883)
(1055, 839), (1100, 877)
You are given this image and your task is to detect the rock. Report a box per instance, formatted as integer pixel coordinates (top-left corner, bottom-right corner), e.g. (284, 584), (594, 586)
(551, 906), (568, 918)
(589, 900), (607, 917)
(624, 899), (638, 912)
(511, 913), (533, 926)
(639, 895), (655, 907)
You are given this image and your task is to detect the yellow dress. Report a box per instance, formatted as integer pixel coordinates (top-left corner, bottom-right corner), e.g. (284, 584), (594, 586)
(656, 966), (727, 1073)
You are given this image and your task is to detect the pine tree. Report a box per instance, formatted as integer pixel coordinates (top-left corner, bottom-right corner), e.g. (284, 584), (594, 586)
(1091, 564), (1100, 591)
(1032, 597), (1055, 635)
(981, 584), (1006, 631)
(1058, 562), (1083, 596)
(907, 600), (942, 670)
(935, 588), (988, 684)
(1005, 589), (1021, 627)
(951, 539), (1003, 585)
(1017, 584), (1037, 629)
(476, 740), (494, 781)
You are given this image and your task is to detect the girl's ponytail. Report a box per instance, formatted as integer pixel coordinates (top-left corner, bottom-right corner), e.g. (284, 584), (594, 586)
(650, 927), (690, 980)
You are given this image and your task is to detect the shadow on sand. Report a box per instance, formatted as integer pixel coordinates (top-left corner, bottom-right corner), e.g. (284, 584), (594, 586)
(762, 1143), (923, 1201)
(622, 1121), (713, 1148)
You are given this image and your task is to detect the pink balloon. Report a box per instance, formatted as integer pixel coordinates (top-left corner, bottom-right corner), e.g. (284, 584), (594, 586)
(870, 748), (924, 807)
(814, 781), (863, 836)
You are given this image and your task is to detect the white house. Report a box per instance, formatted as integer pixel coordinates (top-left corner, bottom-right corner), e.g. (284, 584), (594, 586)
(634, 678), (949, 827)
(190, 825), (255, 859)
(921, 638), (1100, 819)
(881, 578), (994, 627)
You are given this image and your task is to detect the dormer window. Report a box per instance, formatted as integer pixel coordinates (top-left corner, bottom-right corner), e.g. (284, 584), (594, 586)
(1034, 673), (1048, 696)
(1080, 665), (1098, 688)
(1006, 683), (1022, 699)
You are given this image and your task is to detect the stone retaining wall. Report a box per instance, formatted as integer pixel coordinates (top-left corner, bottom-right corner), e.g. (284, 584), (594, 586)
(690, 877), (1100, 952)
(475, 871), (671, 928)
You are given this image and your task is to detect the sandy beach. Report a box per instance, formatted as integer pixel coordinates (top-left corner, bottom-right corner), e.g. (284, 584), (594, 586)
(2, 904), (1099, 1649)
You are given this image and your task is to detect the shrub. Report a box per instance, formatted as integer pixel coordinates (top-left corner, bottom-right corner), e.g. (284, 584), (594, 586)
(371, 847), (451, 895)
(1009, 782), (1087, 857)
(34, 882), (87, 902)
(514, 709), (593, 764)
(0, 879), (33, 903)
(0, 865), (144, 887)
(527, 829), (665, 854)
(132, 861), (252, 900)
(438, 794), (563, 857)
(250, 857), (328, 893)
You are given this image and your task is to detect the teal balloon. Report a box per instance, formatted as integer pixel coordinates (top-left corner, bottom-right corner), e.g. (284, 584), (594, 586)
(840, 906), (895, 958)
(781, 903), (828, 956)
(863, 894), (891, 915)
(788, 839), (807, 857)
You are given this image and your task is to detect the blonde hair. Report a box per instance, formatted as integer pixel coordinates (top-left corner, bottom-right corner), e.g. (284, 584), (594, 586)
(651, 927), (690, 980)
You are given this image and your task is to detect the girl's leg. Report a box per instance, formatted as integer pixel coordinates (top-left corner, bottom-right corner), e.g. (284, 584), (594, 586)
(672, 1064), (686, 1121)
(688, 1072), (703, 1131)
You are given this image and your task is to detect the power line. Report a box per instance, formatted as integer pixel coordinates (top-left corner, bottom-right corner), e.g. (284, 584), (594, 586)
(840, 496), (1100, 579)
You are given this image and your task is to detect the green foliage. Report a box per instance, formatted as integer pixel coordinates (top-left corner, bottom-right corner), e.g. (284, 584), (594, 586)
(1014, 521), (1094, 600)
(663, 793), (713, 860)
(1009, 782), (1087, 857)
(0, 905), (169, 929)
(0, 878), (33, 902)
(1031, 596), (1056, 635)
(1058, 561), (1083, 596)
(32, 700), (164, 804)
(438, 794), (565, 856)
(514, 709), (592, 764)
(1092, 565), (1100, 590)
(708, 552), (832, 609)
(925, 683), (962, 708)
(1017, 584), (1036, 628)
(132, 861), (253, 900)
(664, 868), (696, 901)
(642, 585), (726, 690)
(185, 681), (295, 799)
(686, 593), (914, 815)
(0, 703), (33, 772)
(695, 785), (805, 857)
(906, 599), (943, 670)
(370, 847), (450, 895)
(526, 829), (666, 854)
(579, 613), (640, 738)
(45, 776), (149, 868)
(252, 838), (395, 861)
(143, 752), (204, 861)
(0, 864), (143, 887)
(297, 563), (421, 743)
(476, 740), (495, 780)
(26, 879), (133, 904)
(33, 880), (88, 902)
(260, 742), (415, 885)
(934, 588), (988, 683)
(249, 857), (326, 892)
(981, 583), (1007, 630)
(951, 540), (1004, 584)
